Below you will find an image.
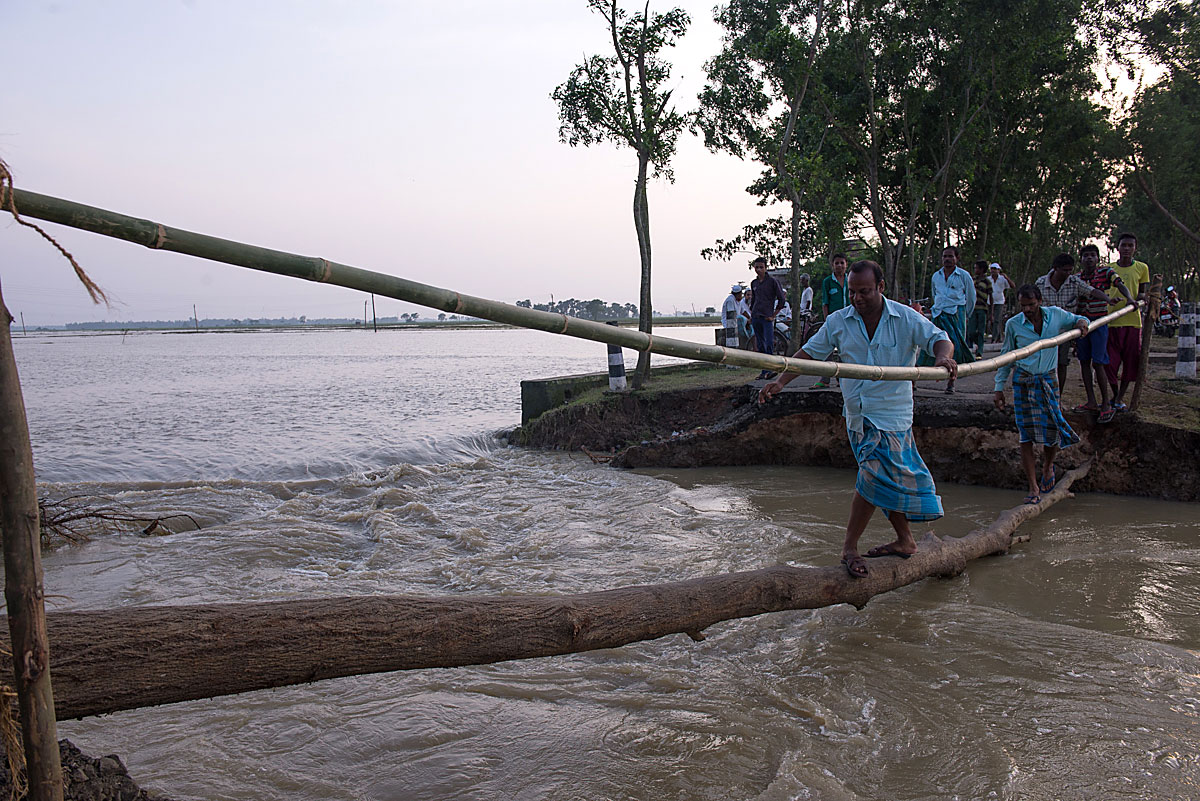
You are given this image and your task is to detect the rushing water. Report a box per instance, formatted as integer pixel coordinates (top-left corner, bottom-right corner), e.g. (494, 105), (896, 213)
(11, 327), (1200, 801)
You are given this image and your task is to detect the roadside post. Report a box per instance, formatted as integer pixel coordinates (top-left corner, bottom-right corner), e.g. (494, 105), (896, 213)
(1177, 301), (1196, 379)
(606, 321), (627, 392)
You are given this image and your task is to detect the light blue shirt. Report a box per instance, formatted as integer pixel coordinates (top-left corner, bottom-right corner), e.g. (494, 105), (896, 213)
(802, 298), (950, 433)
(930, 266), (976, 318)
(994, 305), (1088, 391)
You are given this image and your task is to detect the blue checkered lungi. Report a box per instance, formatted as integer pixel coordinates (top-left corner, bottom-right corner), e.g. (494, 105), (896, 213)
(847, 422), (944, 522)
(1012, 371), (1080, 447)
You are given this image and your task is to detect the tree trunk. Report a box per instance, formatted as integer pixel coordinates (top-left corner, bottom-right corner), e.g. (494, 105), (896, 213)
(0, 282), (64, 801)
(1130, 275), (1162, 413)
(632, 154), (653, 389)
(7, 464), (1089, 722)
(789, 195), (802, 346)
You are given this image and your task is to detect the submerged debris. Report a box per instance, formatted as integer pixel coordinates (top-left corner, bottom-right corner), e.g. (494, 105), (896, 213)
(37, 496), (198, 548)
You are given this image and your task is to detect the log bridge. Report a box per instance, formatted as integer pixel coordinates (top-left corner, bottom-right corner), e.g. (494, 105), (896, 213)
(3, 464), (1088, 721)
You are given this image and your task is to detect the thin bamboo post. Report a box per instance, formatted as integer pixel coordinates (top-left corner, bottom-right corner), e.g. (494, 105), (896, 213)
(0, 282), (63, 801)
(1129, 274), (1162, 413)
(4, 188), (1140, 383)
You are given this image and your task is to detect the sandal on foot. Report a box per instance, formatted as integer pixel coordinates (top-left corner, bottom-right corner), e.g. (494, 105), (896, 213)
(1111, 400), (1128, 412)
(865, 542), (915, 559)
(840, 554), (869, 578)
(1098, 408), (1116, 424)
(1072, 403), (1098, 413)
(1038, 469), (1058, 494)
(811, 380), (830, 390)
(1023, 493), (1041, 505)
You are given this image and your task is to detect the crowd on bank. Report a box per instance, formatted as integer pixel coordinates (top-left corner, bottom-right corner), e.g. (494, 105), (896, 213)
(741, 233), (1155, 578)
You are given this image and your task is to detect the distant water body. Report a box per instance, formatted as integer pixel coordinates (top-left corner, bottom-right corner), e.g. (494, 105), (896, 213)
(17, 326), (711, 483)
(11, 327), (1200, 801)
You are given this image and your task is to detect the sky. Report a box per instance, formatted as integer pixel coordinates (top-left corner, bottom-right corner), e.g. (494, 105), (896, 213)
(2, 1), (779, 326)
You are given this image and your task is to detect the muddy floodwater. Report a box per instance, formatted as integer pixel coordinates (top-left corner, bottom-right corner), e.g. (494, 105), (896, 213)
(13, 327), (1200, 801)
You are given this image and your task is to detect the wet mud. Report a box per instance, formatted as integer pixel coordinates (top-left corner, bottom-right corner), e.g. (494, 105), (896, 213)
(514, 384), (1200, 502)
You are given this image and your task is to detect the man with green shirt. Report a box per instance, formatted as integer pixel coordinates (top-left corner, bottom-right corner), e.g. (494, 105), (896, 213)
(812, 253), (849, 390)
(1104, 232), (1149, 411)
(821, 253), (849, 318)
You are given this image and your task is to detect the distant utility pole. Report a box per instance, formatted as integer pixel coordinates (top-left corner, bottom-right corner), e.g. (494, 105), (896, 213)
(192, 305), (199, 332)
(363, 300), (368, 327)
(20, 313), (26, 336)
(371, 294), (377, 333)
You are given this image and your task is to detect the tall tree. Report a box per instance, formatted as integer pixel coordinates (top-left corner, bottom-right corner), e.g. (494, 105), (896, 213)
(696, 0), (856, 342)
(552, 0), (689, 388)
(1117, 0), (1200, 258)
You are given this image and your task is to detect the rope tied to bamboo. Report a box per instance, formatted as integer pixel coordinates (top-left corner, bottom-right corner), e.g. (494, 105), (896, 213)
(0, 160), (108, 306)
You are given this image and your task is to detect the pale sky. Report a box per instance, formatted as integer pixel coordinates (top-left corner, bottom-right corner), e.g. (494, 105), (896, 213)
(2, 1), (775, 325)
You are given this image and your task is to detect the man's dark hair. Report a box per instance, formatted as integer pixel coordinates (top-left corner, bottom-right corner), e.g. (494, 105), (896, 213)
(974, 260), (988, 273)
(943, 244), (960, 258)
(1017, 283), (1042, 301)
(831, 252), (847, 263)
(849, 260), (884, 283)
(751, 256), (768, 269)
(1117, 232), (1137, 245)
(1079, 243), (1100, 258)
(1051, 253), (1075, 271)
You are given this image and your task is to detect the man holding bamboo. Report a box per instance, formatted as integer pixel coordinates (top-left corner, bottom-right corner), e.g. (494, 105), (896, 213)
(993, 284), (1089, 504)
(758, 260), (956, 579)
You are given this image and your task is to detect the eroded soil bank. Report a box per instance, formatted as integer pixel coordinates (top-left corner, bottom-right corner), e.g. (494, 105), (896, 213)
(0, 739), (170, 801)
(512, 383), (1200, 502)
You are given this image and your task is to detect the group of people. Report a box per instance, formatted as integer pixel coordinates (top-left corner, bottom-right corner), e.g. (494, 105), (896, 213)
(721, 254), (853, 382)
(721, 257), (809, 375)
(752, 234), (1149, 579)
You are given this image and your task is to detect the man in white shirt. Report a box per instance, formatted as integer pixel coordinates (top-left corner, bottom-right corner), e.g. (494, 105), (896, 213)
(989, 263), (1011, 342)
(919, 245), (976, 393)
(798, 274), (814, 314)
(722, 285), (745, 349)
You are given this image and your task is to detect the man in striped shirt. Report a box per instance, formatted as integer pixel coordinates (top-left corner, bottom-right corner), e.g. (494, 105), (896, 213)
(1034, 253), (1110, 388)
(1075, 245), (1135, 423)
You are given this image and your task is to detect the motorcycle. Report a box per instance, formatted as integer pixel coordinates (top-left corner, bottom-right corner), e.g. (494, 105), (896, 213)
(773, 310), (822, 356)
(1155, 286), (1181, 337)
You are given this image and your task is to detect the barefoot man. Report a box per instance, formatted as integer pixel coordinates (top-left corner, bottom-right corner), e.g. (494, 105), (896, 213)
(758, 261), (957, 579)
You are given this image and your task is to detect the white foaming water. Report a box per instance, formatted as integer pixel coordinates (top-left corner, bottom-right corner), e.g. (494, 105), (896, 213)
(11, 327), (1200, 800)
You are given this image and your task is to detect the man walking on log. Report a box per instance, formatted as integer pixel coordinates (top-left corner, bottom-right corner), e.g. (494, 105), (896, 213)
(993, 284), (1089, 504)
(919, 245), (976, 393)
(758, 260), (957, 579)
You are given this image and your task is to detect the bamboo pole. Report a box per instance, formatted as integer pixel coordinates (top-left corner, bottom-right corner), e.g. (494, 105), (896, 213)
(3, 188), (1140, 383)
(1129, 274), (1162, 413)
(1, 463), (1089, 721)
(0, 283), (63, 801)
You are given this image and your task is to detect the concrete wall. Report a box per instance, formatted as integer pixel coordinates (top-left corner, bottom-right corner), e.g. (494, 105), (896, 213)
(520, 363), (713, 424)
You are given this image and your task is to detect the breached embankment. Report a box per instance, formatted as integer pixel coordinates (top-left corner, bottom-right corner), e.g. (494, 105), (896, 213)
(513, 381), (1200, 502)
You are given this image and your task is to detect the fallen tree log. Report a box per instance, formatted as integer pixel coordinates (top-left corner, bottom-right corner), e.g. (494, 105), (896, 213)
(6, 463), (1089, 720)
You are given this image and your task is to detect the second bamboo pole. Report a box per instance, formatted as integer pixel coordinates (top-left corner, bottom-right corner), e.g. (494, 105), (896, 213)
(0, 282), (63, 801)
